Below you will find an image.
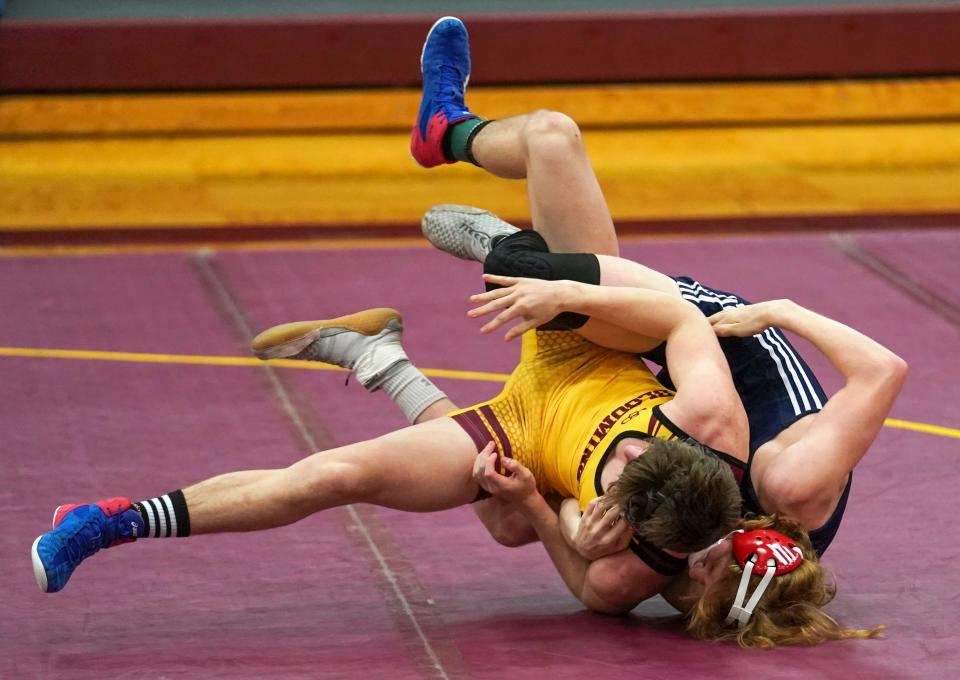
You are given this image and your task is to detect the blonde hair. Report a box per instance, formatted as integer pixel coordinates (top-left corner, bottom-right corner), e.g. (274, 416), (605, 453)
(686, 515), (885, 648)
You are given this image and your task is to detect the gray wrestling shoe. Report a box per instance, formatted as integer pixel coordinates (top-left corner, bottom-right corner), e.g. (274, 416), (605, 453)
(251, 308), (407, 389)
(421, 204), (520, 262)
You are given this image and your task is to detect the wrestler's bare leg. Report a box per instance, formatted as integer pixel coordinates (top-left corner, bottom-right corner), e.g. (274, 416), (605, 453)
(472, 112), (619, 257)
(414, 397), (457, 424)
(469, 113), (679, 351)
(251, 311), (537, 546)
(412, 397), (540, 547)
(32, 418), (488, 591)
(472, 113), (677, 289)
(185, 418), (480, 534)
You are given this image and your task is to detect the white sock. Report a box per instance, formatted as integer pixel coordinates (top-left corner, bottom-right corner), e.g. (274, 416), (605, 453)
(375, 360), (447, 423)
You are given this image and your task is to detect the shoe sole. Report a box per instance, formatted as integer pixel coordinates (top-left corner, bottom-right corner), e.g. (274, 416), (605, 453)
(31, 505), (64, 593)
(251, 308), (402, 361)
(31, 535), (49, 593)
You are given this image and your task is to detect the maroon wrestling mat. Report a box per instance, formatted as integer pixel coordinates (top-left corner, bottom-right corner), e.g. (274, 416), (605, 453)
(2, 228), (958, 679)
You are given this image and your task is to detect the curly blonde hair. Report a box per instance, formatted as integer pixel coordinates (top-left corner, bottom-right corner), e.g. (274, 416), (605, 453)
(686, 515), (884, 648)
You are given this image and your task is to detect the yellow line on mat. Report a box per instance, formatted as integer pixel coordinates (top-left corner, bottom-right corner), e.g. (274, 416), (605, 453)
(0, 236), (430, 259)
(881, 418), (960, 440)
(0, 346), (511, 383)
(2, 346), (957, 440)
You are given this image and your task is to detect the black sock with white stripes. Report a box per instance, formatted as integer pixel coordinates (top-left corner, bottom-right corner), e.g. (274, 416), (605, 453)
(133, 490), (191, 538)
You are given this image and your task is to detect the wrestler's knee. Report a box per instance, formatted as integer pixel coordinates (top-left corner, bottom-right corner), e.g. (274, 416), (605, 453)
(290, 457), (378, 507)
(523, 110), (583, 157)
(483, 230), (551, 280)
(525, 109), (581, 139)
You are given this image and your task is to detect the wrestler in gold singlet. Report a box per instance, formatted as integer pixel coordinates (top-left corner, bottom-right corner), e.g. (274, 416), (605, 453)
(450, 331), (682, 508)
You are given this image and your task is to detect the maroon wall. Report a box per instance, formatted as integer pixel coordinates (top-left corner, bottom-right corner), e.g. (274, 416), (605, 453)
(2, 6), (959, 92)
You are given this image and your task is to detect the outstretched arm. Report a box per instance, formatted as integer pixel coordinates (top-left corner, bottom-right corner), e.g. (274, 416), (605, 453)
(711, 300), (908, 525)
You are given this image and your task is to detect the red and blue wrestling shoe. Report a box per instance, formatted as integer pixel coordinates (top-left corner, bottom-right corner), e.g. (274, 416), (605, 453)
(410, 16), (478, 168)
(31, 497), (144, 593)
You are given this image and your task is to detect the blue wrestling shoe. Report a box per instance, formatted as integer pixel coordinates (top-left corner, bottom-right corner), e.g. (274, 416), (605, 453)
(410, 16), (478, 168)
(31, 497), (144, 593)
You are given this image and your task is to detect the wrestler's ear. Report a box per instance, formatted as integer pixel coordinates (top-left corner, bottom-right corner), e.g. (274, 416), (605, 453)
(687, 560), (708, 585)
(622, 444), (646, 462)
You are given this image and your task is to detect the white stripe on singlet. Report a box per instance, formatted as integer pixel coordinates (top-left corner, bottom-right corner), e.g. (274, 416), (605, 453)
(754, 329), (803, 414)
(676, 280), (820, 416)
(766, 327), (824, 410)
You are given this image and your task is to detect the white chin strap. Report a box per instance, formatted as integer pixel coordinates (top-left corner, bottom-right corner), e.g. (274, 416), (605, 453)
(725, 557), (777, 629)
(688, 529), (744, 570)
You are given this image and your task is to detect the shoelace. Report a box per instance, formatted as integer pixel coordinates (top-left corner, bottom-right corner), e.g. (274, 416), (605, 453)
(437, 63), (466, 100)
(60, 515), (105, 566)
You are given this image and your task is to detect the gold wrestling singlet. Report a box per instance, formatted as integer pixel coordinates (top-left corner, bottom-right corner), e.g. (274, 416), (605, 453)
(449, 331), (684, 508)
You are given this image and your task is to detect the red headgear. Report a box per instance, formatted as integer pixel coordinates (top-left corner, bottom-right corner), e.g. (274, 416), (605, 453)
(726, 529), (805, 628)
(732, 529), (804, 577)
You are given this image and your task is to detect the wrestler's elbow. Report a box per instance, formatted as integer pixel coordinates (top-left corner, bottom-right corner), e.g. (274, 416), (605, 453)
(581, 586), (636, 615)
(583, 573), (641, 614)
(855, 346), (908, 390)
(760, 467), (838, 528)
(880, 353), (908, 388)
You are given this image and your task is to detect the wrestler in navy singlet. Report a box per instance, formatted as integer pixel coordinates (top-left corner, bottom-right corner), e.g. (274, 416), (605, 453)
(641, 277), (850, 556)
(483, 233), (850, 555)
